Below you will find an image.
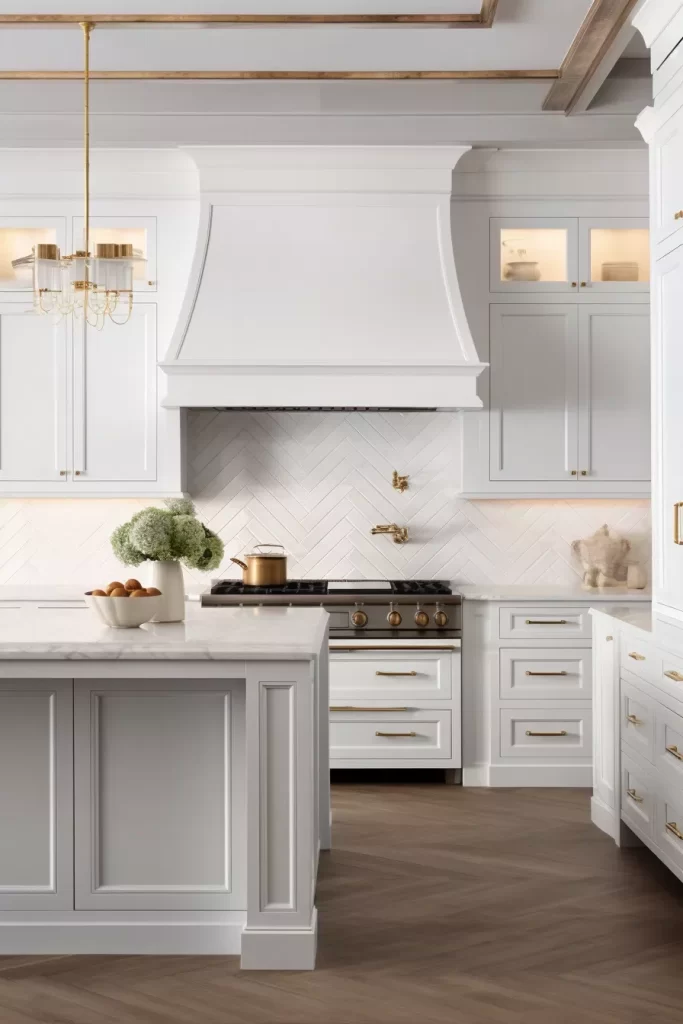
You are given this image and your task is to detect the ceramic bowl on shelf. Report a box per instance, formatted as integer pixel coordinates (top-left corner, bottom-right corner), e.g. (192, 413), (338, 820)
(85, 593), (163, 629)
(503, 260), (541, 281)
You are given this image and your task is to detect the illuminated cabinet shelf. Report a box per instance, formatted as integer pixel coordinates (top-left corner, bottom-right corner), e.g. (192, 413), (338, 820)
(491, 217), (649, 294)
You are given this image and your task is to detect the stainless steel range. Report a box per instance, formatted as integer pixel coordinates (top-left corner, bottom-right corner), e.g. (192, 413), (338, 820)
(202, 579), (461, 641)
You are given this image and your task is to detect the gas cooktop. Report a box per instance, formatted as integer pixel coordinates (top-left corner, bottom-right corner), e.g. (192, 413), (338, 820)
(206, 579), (453, 598)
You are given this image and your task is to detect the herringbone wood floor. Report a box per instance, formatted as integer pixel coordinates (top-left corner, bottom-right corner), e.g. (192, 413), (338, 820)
(1, 781), (682, 1023)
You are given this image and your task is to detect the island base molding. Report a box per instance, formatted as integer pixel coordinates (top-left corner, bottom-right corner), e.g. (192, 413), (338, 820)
(241, 910), (318, 971)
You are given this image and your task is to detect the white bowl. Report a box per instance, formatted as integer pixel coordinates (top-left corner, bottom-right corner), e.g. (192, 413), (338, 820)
(85, 593), (163, 629)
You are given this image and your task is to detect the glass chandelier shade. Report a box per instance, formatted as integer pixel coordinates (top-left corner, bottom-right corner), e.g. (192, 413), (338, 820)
(11, 23), (143, 329)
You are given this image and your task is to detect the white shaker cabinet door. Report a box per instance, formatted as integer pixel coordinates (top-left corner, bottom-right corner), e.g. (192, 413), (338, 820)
(489, 304), (579, 482)
(0, 678), (73, 910)
(0, 304), (68, 484)
(654, 247), (683, 618)
(577, 304), (650, 486)
(74, 677), (245, 911)
(72, 302), (157, 483)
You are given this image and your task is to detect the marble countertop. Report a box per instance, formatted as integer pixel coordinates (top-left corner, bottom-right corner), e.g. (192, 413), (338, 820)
(454, 583), (652, 603)
(0, 602), (328, 661)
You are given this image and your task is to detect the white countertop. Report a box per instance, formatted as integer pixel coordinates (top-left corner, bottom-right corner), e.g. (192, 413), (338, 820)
(0, 602), (328, 661)
(454, 583), (651, 603)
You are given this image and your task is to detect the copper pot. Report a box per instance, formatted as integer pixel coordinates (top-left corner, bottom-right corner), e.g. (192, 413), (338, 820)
(230, 544), (287, 586)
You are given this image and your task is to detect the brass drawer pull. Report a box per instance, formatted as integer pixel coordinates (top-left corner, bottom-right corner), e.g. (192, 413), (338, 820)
(666, 821), (683, 841)
(525, 730), (568, 737)
(330, 645), (458, 652)
(375, 670), (417, 677)
(626, 788), (643, 803)
(626, 713), (644, 726)
(376, 731), (416, 738)
(664, 670), (683, 682)
(525, 670), (567, 677)
(330, 706), (408, 712)
(628, 652), (646, 661)
(525, 619), (567, 625)
(665, 744), (683, 761)
(674, 502), (683, 545)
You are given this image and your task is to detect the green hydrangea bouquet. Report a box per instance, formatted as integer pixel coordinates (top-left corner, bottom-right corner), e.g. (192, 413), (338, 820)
(111, 498), (224, 571)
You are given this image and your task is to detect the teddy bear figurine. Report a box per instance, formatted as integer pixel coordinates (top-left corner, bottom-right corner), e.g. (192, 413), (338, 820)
(571, 524), (631, 589)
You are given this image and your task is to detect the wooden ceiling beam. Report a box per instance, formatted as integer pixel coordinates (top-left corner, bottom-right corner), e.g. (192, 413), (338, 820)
(0, 68), (557, 81)
(543, 0), (641, 113)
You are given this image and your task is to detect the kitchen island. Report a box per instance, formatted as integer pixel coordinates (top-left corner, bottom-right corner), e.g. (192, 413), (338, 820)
(0, 602), (329, 971)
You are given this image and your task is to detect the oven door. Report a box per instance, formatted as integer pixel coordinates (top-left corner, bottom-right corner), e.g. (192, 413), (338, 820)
(328, 639), (461, 768)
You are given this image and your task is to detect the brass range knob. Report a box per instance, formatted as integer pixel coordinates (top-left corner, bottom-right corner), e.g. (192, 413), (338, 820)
(387, 602), (402, 627)
(434, 603), (449, 627)
(351, 608), (368, 628)
(414, 604), (429, 628)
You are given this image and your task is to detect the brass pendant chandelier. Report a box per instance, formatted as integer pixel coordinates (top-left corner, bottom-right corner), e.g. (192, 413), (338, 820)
(12, 23), (142, 328)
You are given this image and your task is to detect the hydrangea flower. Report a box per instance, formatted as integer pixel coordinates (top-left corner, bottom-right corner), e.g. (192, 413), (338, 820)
(111, 500), (225, 571)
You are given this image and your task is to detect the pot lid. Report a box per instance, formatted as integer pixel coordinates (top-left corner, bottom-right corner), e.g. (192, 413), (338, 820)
(246, 544), (286, 558)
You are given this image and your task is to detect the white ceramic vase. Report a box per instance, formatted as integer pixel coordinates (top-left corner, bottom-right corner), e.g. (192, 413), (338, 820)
(149, 560), (185, 622)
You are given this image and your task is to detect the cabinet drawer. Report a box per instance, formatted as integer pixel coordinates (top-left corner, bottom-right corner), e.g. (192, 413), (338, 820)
(499, 606), (591, 640)
(330, 709), (451, 761)
(656, 790), (683, 874)
(499, 648), (591, 700)
(329, 650), (453, 701)
(621, 679), (655, 763)
(499, 707), (592, 759)
(621, 753), (655, 838)
(620, 636), (661, 686)
(655, 703), (683, 787)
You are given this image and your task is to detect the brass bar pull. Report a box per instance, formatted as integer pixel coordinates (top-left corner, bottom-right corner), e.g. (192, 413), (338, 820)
(628, 652), (646, 661)
(674, 502), (683, 545)
(666, 821), (683, 841)
(330, 645), (458, 652)
(664, 670), (683, 682)
(375, 731), (416, 738)
(525, 730), (568, 737)
(626, 714), (643, 726)
(525, 619), (567, 625)
(375, 670), (417, 677)
(525, 670), (567, 677)
(626, 788), (643, 803)
(330, 706), (408, 712)
(665, 744), (683, 761)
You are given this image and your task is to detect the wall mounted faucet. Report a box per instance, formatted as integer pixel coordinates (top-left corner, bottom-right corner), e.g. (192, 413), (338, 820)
(392, 470), (409, 492)
(372, 524), (409, 544)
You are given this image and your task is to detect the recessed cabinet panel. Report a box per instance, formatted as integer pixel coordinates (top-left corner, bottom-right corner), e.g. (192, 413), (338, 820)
(491, 218), (576, 292)
(0, 305), (68, 483)
(578, 305), (650, 482)
(490, 304), (578, 481)
(72, 303), (157, 482)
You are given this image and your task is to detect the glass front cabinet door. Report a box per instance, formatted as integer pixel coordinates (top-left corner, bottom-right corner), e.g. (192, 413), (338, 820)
(579, 218), (649, 293)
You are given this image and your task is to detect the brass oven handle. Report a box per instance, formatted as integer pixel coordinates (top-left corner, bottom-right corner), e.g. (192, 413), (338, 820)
(626, 713), (643, 726)
(376, 731), (416, 738)
(665, 744), (683, 761)
(525, 730), (568, 737)
(525, 671), (567, 677)
(674, 502), (683, 545)
(626, 788), (643, 803)
(375, 670), (417, 677)
(628, 652), (646, 661)
(664, 670), (683, 682)
(525, 619), (567, 625)
(666, 821), (683, 841)
(330, 706), (409, 712)
(330, 645), (459, 652)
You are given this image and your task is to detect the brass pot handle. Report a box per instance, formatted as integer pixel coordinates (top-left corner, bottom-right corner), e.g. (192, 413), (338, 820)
(254, 544), (285, 552)
(230, 557), (248, 571)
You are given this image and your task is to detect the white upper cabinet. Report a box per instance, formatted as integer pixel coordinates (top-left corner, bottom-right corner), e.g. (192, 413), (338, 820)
(490, 304), (578, 482)
(72, 303), (157, 483)
(578, 219), (649, 294)
(577, 305), (650, 485)
(0, 303), (67, 484)
(652, 107), (683, 258)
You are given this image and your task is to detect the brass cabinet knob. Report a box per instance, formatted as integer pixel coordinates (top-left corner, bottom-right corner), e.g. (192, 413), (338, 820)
(571, 281), (577, 287)
(351, 608), (368, 628)
(571, 470), (577, 476)
(75, 470), (82, 476)
(414, 605), (429, 628)
(59, 470), (67, 476)
(387, 603), (402, 627)
(580, 281), (587, 287)
(581, 470), (587, 476)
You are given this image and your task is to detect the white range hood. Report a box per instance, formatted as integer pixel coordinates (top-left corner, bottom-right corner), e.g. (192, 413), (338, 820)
(161, 146), (485, 410)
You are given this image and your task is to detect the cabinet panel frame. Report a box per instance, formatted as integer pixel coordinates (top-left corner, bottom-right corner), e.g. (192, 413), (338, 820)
(578, 217), (650, 294)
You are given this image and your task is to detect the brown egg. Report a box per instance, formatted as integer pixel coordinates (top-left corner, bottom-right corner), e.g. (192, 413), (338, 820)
(146, 587), (162, 596)
(107, 581), (124, 593)
(109, 588), (129, 597)
(91, 589), (107, 597)
(129, 589), (149, 598)
(124, 578), (142, 592)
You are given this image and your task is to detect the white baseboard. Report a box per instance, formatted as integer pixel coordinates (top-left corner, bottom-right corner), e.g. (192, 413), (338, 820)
(0, 917), (245, 955)
(487, 764), (592, 787)
(463, 763), (490, 786)
(241, 909), (317, 971)
(591, 796), (619, 840)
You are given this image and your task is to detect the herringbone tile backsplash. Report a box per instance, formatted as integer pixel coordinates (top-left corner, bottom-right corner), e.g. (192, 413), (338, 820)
(0, 411), (651, 588)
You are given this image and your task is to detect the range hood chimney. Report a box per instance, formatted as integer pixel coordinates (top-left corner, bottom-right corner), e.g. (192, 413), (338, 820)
(161, 146), (485, 409)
